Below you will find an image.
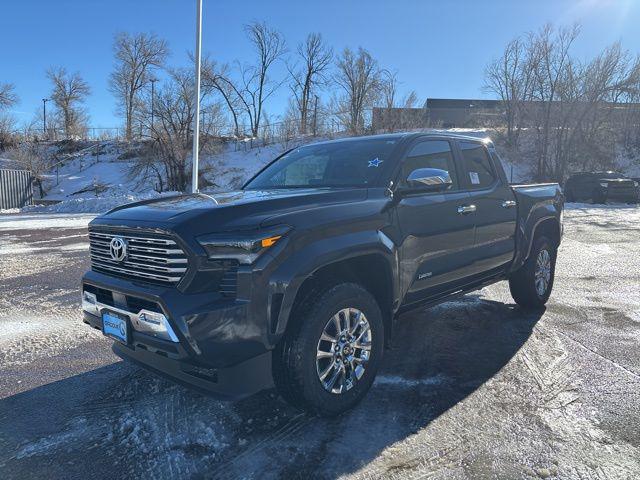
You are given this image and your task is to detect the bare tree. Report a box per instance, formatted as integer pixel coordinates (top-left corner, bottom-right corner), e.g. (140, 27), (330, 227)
(0, 83), (18, 109)
(552, 42), (640, 178)
(374, 70), (420, 131)
(0, 114), (18, 150)
(0, 84), (18, 149)
(47, 67), (91, 139)
(379, 70), (396, 109)
(201, 58), (243, 137)
(288, 33), (333, 134)
(486, 23), (640, 181)
(527, 24), (580, 180)
(110, 32), (169, 141)
(238, 22), (287, 137)
(7, 142), (49, 197)
(335, 47), (381, 134)
(380, 70), (419, 109)
(134, 68), (213, 191)
(484, 37), (532, 149)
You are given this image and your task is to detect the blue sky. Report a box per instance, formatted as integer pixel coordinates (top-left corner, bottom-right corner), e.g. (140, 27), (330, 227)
(2, 0), (639, 128)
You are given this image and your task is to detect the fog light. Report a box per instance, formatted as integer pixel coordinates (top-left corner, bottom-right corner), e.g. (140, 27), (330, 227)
(82, 291), (98, 315)
(132, 309), (179, 342)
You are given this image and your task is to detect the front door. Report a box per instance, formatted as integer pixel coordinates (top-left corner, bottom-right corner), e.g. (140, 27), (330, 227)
(395, 139), (477, 305)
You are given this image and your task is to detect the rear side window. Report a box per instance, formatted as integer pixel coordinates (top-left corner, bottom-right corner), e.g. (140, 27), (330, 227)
(458, 141), (497, 189)
(401, 140), (458, 189)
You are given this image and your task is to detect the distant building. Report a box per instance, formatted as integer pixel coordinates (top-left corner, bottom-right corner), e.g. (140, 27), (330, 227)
(372, 98), (504, 131)
(425, 98), (503, 127)
(372, 97), (640, 131)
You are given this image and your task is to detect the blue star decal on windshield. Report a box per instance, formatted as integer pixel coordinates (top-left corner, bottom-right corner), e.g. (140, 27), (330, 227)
(368, 157), (383, 168)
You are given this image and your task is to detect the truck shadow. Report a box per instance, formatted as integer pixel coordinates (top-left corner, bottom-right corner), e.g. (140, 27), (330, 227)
(0, 296), (543, 480)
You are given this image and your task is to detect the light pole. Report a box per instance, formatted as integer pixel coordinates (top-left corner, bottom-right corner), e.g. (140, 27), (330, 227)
(313, 95), (319, 136)
(149, 77), (158, 137)
(42, 98), (49, 139)
(191, 0), (203, 194)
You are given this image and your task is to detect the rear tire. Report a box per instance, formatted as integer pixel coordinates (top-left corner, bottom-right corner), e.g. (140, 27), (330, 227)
(272, 283), (384, 416)
(509, 236), (556, 309)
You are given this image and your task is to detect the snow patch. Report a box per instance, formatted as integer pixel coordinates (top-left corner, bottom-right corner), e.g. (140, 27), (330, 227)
(0, 213), (96, 231)
(376, 374), (451, 388)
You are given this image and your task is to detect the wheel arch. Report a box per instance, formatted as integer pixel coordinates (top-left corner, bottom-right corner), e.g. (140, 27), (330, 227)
(511, 208), (562, 273)
(304, 254), (392, 337)
(520, 217), (561, 267)
(276, 252), (396, 347)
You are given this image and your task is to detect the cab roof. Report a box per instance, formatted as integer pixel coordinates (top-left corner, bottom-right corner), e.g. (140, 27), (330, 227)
(309, 131), (492, 147)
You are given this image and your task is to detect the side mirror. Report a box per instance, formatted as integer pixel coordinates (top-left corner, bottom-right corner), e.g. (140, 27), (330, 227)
(403, 168), (453, 193)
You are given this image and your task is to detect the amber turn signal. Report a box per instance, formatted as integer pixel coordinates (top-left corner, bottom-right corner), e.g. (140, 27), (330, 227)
(261, 235), (282, 248)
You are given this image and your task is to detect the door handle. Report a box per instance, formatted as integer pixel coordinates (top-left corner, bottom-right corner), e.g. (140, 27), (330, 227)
(501, 200), (517, 208)
(457, 204), (477, 215)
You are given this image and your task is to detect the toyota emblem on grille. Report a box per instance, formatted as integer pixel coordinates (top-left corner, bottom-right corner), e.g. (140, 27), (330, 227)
(109, 236), (127, 262)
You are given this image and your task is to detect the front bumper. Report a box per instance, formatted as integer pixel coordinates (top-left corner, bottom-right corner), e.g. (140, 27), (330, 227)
(85, 310), (272, 398)
(82, 269), (276, 399)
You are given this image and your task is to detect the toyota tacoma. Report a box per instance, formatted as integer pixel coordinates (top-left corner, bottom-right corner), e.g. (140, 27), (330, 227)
(82, 133), (563, 416)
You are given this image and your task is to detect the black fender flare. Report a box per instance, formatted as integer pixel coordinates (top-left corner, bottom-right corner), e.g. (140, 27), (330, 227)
(267, 229), (399, 338)
(511, 211), (561, 272)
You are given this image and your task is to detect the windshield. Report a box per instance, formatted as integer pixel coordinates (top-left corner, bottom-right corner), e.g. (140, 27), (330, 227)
(244, 138), (398, 189)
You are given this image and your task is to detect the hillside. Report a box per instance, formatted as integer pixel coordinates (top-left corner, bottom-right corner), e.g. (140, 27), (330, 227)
(32, 140), (291, 213)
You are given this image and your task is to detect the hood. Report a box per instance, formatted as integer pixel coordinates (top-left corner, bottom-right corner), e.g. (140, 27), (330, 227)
(91, 188), (369, 233)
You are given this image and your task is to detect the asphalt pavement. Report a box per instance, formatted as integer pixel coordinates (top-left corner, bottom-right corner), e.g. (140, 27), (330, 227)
(0, 205), (639, 479)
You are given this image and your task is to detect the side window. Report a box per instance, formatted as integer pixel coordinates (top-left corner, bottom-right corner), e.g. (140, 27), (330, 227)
(269, 154), (327, 186)
(401, 140), (458, 189)
(458, 141), (497, 189)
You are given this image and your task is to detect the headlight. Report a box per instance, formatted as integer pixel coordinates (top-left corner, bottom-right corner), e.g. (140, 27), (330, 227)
(599, 182), (608, 188)
(634, 181), (639, 188)
(197, 225), (291, 264)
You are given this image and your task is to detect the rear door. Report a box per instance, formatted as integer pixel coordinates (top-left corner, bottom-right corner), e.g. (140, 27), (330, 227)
(456, 140), (517, 274)
(394, 138), (476, 305)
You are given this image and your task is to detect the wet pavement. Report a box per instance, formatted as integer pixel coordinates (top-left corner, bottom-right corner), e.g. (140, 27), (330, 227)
(0, 205), (639, 479)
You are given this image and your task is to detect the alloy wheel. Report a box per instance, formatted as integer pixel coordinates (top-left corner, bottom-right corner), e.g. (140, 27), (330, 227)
(535, 249), (552, 296)
(315, 308), (372, 394)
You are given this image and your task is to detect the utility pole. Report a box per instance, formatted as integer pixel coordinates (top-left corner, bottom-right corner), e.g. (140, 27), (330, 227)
(42, 98), (49, 139)
(150, 77), (157, 137)
(191, 0), (203, 194)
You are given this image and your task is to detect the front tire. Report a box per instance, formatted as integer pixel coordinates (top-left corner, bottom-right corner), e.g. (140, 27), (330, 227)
(509, 236), (556, 309)
(273, 283), (384, 416)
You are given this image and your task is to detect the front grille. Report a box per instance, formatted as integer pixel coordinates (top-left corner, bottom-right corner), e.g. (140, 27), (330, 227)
(89, 228), (188, 285)
(84, 284), (163, 313)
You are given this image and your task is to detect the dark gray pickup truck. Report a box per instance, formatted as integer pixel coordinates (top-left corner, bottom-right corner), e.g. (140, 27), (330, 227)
(82, 132), (563, 416)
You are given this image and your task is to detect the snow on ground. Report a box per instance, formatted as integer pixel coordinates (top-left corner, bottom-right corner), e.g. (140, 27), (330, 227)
(20, 140), (292, 214)
(0, 213), (95, 231)
(41, 142), (149, 201)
